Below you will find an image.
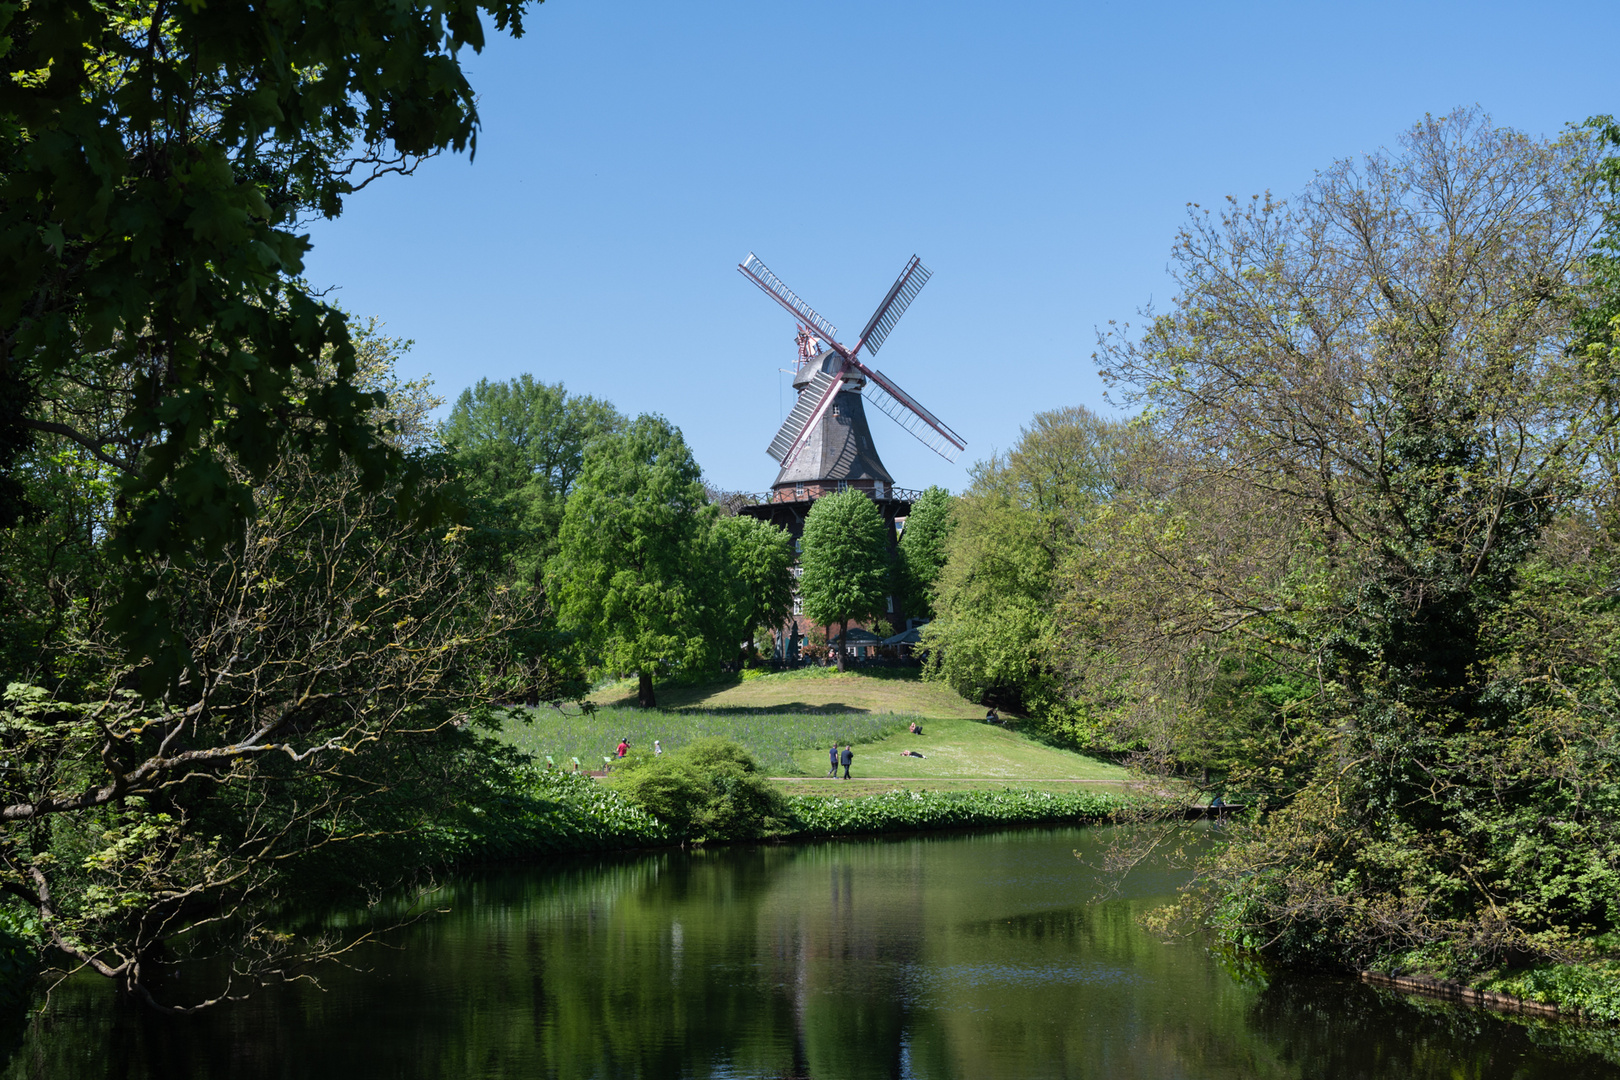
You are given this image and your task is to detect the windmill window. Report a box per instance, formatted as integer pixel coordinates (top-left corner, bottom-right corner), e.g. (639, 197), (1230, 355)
(792, 596), (803, 615)
(794, 484), (804, 499)
(837, 480), (848, 492)
(874, 481), (885, 499)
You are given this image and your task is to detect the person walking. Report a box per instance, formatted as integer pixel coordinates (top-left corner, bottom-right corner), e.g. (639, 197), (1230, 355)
(827, 744), (839, 778)
(617, 738), (629, 759)
(840, 743), (853, 780)
(654, 740), (663, 756)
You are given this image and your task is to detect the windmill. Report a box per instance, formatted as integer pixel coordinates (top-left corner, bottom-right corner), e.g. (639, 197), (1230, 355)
(738, 253), (966, 495)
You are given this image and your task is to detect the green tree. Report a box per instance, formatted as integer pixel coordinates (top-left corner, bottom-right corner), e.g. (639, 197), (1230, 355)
(0, 332), (543, 1009)
(924, 407), (1132, 738)
(711, 515), (794, 663)
(610, 738), (791, 842)
(2, 0), (534, 689)
(549, 416), (724, 707)
(441, 376), (623, 582)
(798, 491), (891, 673)
(1091, 110), (1620, 974)
(896, 486), (955, 620)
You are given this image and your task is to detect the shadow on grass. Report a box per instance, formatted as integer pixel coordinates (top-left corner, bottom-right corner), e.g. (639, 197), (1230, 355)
(651, 702), (874, 716)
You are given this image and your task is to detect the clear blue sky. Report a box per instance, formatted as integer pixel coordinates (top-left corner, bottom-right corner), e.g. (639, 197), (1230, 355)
(303, 0), (1618, 495)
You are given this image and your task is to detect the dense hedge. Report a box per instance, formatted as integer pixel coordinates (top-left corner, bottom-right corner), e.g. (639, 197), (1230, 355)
(786, 787), (1123, 837)
(445, 769), (1124, 860)
(444, 770), (671, 859)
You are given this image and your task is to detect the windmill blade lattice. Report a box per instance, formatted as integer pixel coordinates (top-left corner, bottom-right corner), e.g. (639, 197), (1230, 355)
(861, 367), (965, 463)
(855, 256), (932, 357)
(739, 254), (840, 346)
(767, 368), (845, 465)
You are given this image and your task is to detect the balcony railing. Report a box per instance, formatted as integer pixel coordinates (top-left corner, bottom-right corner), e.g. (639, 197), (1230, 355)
(724, 485), (928, 508)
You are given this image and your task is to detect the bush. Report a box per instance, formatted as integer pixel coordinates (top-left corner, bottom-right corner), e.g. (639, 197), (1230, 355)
(442, 768), (671, 860)
(787, 787), (1123, 836)
(611, 738), (792, 843)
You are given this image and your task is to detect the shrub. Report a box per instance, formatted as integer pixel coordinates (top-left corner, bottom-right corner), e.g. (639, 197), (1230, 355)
(611, 738), (792, 842)
(787, 787), (1123, 836)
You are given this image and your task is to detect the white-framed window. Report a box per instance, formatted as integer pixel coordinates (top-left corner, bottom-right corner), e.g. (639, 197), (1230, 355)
(792, 595), (803, 615)
(794, 484), (804, 499)
(874, 480), (885, 499)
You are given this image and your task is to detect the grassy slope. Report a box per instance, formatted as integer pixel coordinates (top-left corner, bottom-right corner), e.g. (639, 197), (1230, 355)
(589, 667), (987, 717)
(785, 716), (1123, 786)
(572, 669), (1128, 790)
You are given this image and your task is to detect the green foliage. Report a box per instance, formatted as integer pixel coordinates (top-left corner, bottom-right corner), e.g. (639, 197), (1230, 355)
(896, 485), (955, 620)
(1477, 961), (1620, 1023)
(0, 336), (558, 1009)
(611, 738), (792, 843)
(0, 906), (40, 1016)
(549, 415), (728, 702)
(445, 768), (671, 859)
(440, 376), (624, 581)
(798, 490), (891, 668)
(711, 515), (794, 659)
(1, 0), (532, 688)
(1084, 110), (1620, 978)
(923, 406), (1133, 742)
(786, 787), (1123, 836)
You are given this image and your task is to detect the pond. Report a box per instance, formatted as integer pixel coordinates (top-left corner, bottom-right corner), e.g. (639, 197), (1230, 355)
(6, 825), (1618, 1079)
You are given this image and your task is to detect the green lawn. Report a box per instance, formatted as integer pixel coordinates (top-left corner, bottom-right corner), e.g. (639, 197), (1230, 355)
(496, 706), (912, 775)
(786, 716), (1125, 784)
(500, 669), (1128, 789)
(588, 666), (988, 718)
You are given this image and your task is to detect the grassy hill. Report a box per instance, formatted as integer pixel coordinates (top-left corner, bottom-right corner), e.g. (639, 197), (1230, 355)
(588, 666), (988, 718)
(501, 668), (1128, 792)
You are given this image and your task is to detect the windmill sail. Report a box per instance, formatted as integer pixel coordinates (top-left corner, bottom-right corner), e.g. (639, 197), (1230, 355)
(855, 256), (931, 357)
(860, 367), (966, 463)
(767, 368), (843, 463)
(739, 254), (839, 346)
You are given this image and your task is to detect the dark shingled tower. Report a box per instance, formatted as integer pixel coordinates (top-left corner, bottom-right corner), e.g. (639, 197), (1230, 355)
(771, 348), (894, 493)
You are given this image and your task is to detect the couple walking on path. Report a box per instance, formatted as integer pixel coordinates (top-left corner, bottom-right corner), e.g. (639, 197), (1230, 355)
(827, 743), (853, 779)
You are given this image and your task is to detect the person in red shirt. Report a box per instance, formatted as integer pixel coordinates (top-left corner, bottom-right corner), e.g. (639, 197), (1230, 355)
(617, 739), (629, 759)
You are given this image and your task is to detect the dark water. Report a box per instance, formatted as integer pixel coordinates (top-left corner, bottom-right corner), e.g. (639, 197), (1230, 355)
(6, 825), (1619, 1079)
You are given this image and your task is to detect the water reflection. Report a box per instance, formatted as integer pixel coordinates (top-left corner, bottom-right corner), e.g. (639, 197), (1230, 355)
(6, 826), (1617, 1079)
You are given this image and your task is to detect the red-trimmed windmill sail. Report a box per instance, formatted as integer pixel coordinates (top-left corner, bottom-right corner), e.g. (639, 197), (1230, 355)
(738, 254), (966, 477)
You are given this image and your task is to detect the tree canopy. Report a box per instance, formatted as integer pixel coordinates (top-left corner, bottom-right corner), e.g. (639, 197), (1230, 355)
(711, 515), (795, 662)
(0, 331), (541, 1009)
(441, 376), (623, 581)
(548, 416), (724, 707)
(922, 406), (1133, 731)
(1072, 109), (1620, 976)
(1, 0), (534, 689)
(798, 491), (891, 673)
(896, 486), (955, 621)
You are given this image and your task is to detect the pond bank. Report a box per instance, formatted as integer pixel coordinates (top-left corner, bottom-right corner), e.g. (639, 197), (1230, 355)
(1361, 970), (1574, 1020)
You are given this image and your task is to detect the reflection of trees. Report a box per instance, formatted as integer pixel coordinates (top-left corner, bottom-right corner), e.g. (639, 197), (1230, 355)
(1242, 975), (1620, 1079)
(7, 831), (1617, 1079)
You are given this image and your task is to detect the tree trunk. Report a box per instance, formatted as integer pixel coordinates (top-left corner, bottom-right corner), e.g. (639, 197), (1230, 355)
(638, 670), (656, 708)
(837, 619), (847, 673)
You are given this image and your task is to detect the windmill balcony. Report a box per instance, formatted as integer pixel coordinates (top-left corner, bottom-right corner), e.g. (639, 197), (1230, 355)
(731, 483), (928, 506)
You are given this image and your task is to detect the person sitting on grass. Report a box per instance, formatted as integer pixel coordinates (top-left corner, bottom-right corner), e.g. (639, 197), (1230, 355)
(985, 707), (999, 724)
(908, 721), (923, 735)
